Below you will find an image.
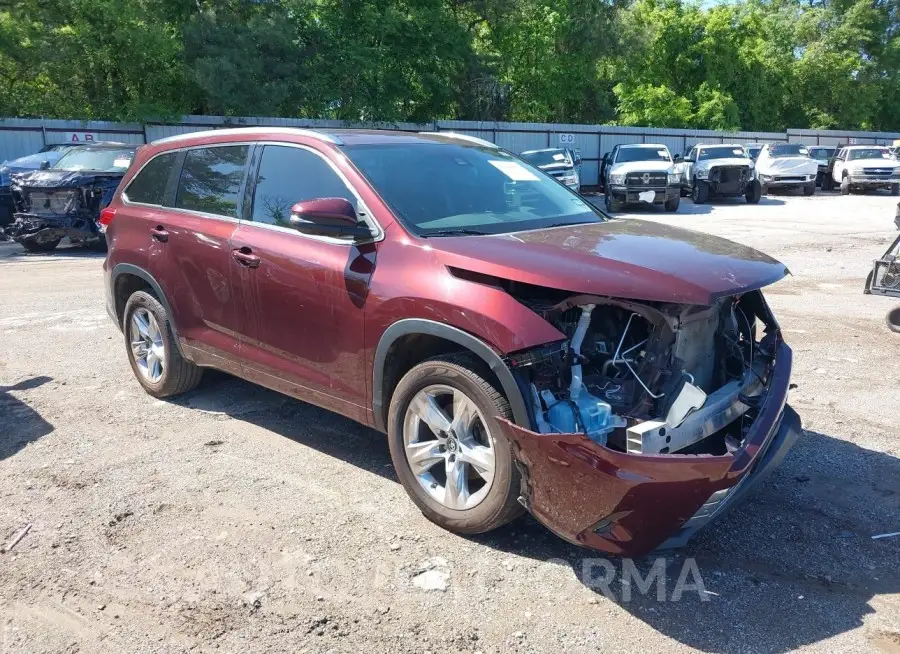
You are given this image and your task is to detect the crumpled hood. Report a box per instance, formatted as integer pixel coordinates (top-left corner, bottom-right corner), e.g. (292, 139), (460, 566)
(11, 169), (125, 190)
(757, 157), (818, 176)
(610, 160), (674, 175)
(432, 219), (789, 305)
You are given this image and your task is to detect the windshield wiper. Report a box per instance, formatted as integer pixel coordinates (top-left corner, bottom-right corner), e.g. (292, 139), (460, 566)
(422, 228), (490, 237)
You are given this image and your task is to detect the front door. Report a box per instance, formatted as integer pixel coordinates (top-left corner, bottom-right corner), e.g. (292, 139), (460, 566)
(230, 143), (375, 423)
(832, 149), (847, 183)
(148, 144), (250, 374)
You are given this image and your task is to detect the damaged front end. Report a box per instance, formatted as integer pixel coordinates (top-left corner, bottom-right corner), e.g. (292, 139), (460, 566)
(500, 287), (800, 556)
(3, 170), (122, 246)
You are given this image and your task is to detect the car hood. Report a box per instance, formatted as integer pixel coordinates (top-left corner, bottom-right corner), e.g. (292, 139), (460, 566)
(432, 219), (789, 305)
(10, 169), (125, 189)
(757, 157), (818, 176)
(846, 158), (900, 168)
(610, 160), (674, 175)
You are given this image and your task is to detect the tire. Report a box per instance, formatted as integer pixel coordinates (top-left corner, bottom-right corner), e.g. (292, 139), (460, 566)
(691, 179), (708, 204)
(888, 307), (900, 334)
(123, 290), (203, 398)
(387, 352), (524, 535)
(680, 186), (689, 198)
(891, 183), (899, 197)
(604, 193), (623, 213)
(803, 182), (815, 196)
(664, 195), (680, 212)
(745, 179), (762, 204)
(841, 176), (850, 195)
(20, 237), (61, 252)
(822, 174), (833, 191)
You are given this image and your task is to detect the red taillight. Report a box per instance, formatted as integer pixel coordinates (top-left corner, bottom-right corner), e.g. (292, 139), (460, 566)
(97, 207), (116, 232)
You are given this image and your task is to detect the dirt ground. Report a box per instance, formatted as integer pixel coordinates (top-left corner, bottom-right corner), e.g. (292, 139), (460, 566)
(1, 190), (899, 654)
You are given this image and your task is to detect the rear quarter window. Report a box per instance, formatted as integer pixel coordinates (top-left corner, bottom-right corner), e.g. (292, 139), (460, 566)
(175, 146), (249, 217)
(124, 153), (178, 205)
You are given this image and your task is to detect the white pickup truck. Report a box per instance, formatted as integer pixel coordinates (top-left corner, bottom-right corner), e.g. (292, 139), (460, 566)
(822, 145), (900, 195)
(599, 144), (680, 213)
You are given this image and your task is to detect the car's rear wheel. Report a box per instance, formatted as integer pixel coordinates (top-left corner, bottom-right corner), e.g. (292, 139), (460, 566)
(691, 179), (708, 204)
(745, 179), (762, 204)
(387, 353), (524, 535)
(123, 290), (203, 398)
(20, 237), (61, 253)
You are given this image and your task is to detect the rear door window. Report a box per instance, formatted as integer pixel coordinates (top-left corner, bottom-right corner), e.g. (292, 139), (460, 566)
(249, 145), (355, 227)
(175, 146), (249, 218)
(124, 153), (178, 205)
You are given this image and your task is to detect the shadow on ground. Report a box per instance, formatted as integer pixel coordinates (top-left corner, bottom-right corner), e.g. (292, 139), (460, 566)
(0, 376), (54, 460)
(175, 374), (900, 654)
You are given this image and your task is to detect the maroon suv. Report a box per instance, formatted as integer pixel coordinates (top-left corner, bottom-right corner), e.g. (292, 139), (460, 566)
(103, 128), (801, 556)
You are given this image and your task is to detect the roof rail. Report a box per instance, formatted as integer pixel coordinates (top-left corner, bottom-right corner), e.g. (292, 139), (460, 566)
(151, 126), (343, 146)
(420, 131), (498, 149)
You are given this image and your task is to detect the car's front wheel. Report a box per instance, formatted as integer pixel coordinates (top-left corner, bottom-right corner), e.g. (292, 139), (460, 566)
(664, 196), (680, 212)
(745, 179), (762, 204)
(19, 237), (61, 253)
(803, 182), (816, 196)
(692, 179), (708, 204)
(891, 183), (899, 197)
(123, 290), (203, 398)
(841, 176), (851, 195)
(605, 193), (623, 213)
(387, 353), (524, 535)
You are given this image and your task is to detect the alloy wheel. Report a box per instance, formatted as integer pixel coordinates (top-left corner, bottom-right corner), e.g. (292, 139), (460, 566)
(130, 308), (165, 383)
(402, 384), (495, 511)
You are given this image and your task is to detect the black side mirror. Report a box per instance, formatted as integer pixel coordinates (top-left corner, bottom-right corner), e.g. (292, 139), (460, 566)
(673, 154), (682, 162)
(40, 160), (51, 170)
(288, 197), (373, 240)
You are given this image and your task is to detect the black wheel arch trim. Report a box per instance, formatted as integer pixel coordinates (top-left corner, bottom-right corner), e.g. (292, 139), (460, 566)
(372, 318), (533, 433)
(111, 263), (187, 358)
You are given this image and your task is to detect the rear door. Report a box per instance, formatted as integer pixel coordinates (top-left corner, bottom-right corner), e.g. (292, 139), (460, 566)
(148, 144), (250, 373)
(229, 143), (375, 423)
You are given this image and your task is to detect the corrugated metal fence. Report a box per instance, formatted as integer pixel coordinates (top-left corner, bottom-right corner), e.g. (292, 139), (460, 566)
(2, 116), (899, 187)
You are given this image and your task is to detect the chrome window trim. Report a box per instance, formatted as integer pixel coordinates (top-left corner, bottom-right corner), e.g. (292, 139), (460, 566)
(239, 141), (384, 246)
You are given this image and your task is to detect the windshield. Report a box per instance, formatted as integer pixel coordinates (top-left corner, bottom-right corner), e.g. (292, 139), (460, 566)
(615, 147), (671, 163)
(344, 142), (602, 237)
(53, 147), (135, 173)
(808, 147), (835, 161)
(847, 148), (891, 161)
(697, 146), (748, 161)
(768, 144), (810, 158)
(519, 149), (571, 168)
(5, 151), (64, 168)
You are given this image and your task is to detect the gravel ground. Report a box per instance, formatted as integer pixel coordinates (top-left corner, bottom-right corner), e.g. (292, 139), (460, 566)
(1, 190), (899, 654)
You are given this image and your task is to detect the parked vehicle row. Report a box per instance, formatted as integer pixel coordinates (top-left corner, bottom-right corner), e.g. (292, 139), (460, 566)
(594, 141), (898, 211)
(92, 126), (799, 556)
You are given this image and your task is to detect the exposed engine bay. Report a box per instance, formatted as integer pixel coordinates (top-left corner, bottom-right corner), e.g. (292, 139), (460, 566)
(505, 288), (777, 456)
(2, 170), (122, 245)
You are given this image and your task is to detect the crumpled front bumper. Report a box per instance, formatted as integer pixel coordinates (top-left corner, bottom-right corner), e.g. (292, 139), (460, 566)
(6, 211), (100, 243)
(497, 340), (798, 556)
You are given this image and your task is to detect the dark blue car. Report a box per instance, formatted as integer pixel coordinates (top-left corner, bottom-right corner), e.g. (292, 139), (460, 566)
(0, 144), (72, 228)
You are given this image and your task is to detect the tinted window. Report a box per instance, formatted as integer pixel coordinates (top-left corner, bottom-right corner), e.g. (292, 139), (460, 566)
(345, 142), (601, 237)
(250, 146), (355, 226)
(125, 153), (177, 205)
(615, 147), (671, 163)
(698, 146), (748, 160)
(768, 144), (810, 158)
(175, 146), (248, 217)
